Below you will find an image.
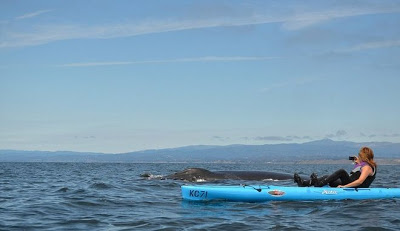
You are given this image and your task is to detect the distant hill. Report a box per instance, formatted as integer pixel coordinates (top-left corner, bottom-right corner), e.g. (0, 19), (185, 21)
(0, 139), (399, 163)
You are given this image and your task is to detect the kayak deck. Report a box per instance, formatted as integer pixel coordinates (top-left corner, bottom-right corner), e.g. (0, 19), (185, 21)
(181, 185), (400, 202)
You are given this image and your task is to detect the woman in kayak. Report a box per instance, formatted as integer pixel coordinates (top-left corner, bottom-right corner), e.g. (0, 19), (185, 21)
(294, 146), (377, 188)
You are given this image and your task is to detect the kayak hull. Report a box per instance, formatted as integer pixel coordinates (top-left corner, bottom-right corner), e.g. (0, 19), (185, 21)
(181, 185), (400, 202)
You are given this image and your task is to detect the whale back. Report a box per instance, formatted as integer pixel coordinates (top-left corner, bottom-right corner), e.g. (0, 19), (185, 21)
(165, 168), (293, 182)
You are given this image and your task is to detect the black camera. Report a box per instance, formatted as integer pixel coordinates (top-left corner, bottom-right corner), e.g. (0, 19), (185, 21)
(349, 156), (357, 161)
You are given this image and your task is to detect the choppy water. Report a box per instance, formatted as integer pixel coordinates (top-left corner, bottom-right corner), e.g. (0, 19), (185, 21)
(0, 162), (399, 230)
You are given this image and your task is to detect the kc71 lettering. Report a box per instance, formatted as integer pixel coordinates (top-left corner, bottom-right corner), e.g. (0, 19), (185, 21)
(189, 190), (208, 198)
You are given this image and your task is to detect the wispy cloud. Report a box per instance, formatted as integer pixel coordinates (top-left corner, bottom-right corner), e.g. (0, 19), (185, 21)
(253, 135), (313, 142)
(255, 136), (293, 142)
(361, 132), (400, 138)
(325, 130), (347, 139)
(211, 136), (231, 142)
(338, 40), (400, 52)
(282, 6), (400, 30)
(59, 56), (277, 67)
(74, 135), (96, 140)
(1, 17), (269, 48)
(15, 9), (53, 20)
(2, 4), (400, 48)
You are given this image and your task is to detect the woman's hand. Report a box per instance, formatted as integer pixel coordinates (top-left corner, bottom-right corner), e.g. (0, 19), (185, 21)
(337, 185), (345, 188)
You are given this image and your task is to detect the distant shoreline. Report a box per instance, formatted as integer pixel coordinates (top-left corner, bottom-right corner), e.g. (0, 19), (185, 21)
(1, 139), (399, 163)
(1, 159), (399, 165)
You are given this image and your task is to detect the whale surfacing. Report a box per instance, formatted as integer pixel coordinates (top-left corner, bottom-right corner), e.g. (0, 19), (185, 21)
(162, 168), (293, 182)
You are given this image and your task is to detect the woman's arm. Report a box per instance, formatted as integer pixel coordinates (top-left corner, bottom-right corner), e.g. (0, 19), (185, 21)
(337, 165), (373, 188)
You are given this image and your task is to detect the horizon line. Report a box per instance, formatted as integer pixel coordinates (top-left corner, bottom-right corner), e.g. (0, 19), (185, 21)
(0, 138), (398, 154)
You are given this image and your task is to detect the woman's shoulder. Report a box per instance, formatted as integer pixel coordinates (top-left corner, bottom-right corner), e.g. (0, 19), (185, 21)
(361, 164), (374, 174)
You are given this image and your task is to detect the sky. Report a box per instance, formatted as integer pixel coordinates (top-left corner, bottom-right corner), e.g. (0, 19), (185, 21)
(1, 0), (400, 153)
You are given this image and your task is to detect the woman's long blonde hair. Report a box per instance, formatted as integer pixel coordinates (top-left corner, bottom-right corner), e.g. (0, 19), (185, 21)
(358, 146), (377, 168)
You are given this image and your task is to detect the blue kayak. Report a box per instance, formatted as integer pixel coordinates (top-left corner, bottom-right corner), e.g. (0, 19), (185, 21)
(181, 185), (400, 202)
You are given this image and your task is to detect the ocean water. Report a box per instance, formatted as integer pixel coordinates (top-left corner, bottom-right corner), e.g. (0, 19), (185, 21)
(0, 162), (399, 231)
